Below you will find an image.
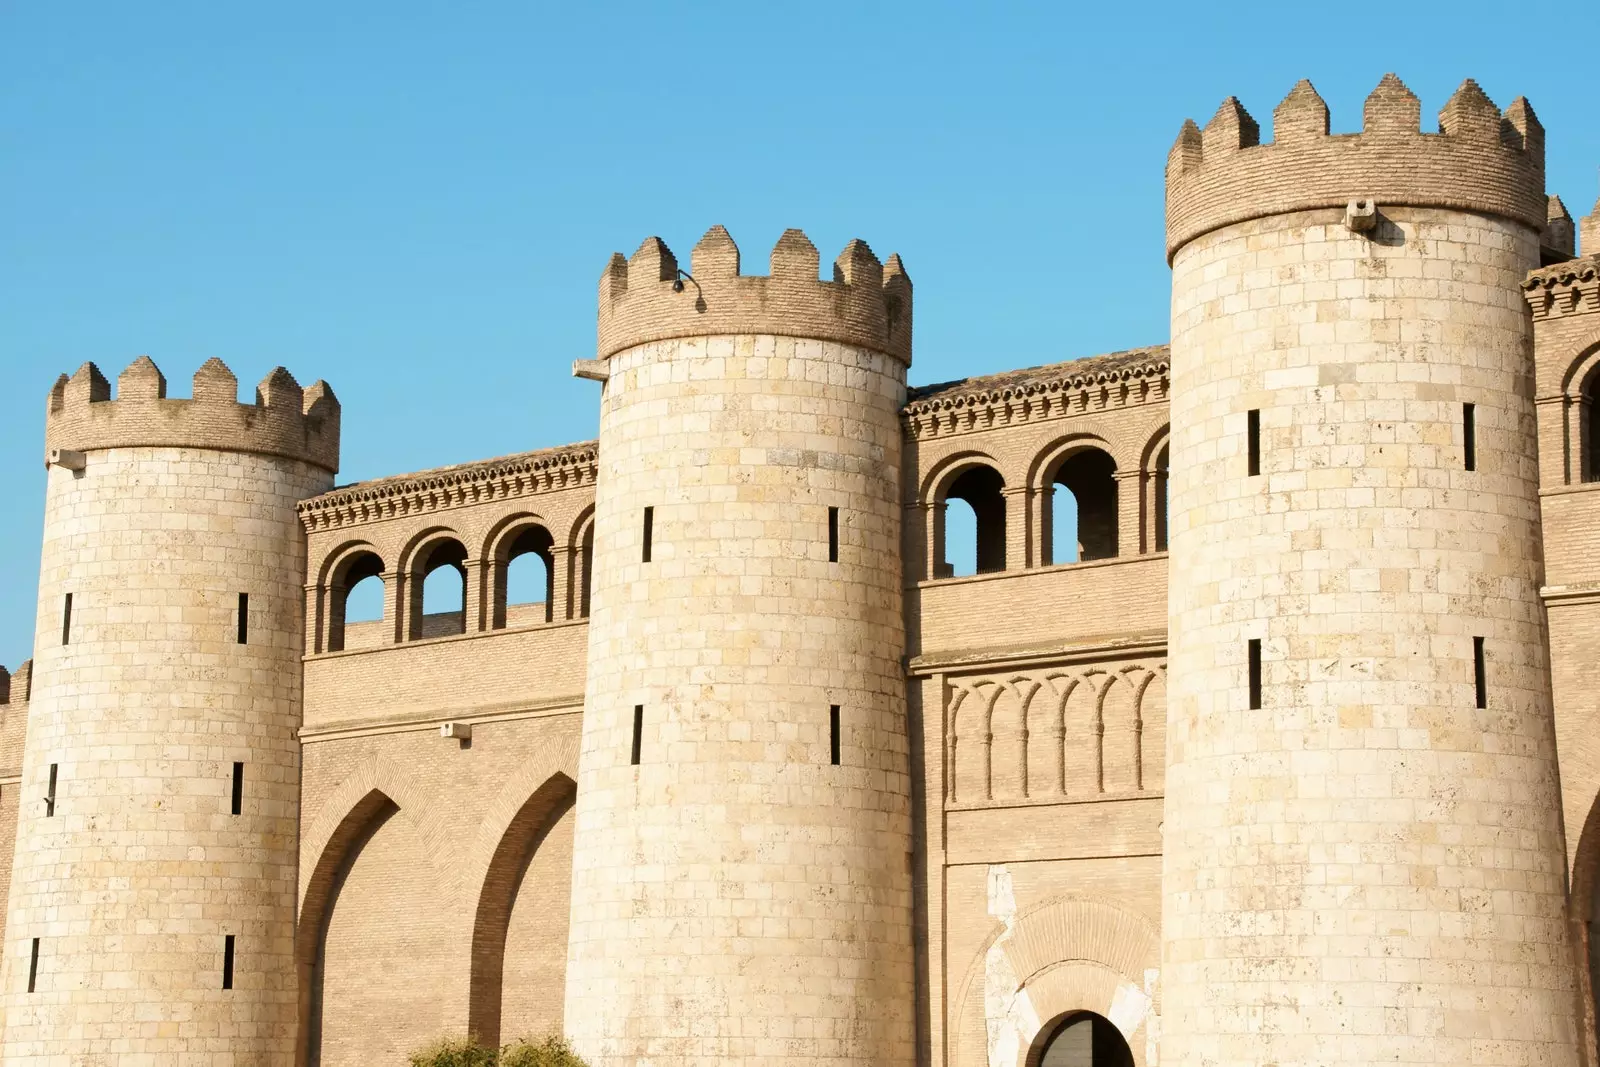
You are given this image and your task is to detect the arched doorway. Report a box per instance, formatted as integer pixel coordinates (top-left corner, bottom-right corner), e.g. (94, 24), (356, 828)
(1030, 1011), (1134, 1067)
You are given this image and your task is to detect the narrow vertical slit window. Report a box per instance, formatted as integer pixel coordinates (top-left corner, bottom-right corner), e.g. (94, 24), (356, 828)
(222, 935), (235, 990)
(1474, 636), (1487, 709)
(61, 593), (73, 646)
(45, 764), (57, 818)
(1463, 403), (1477, 472)
(1247, 410), (1261, 477)
(231, 763), (244, 816)
(236, 593), (249, 645)
(1248, 639), (1262, 710)
(630, 705), (643, 766)
(641, 507), (654, 564)
(829, 705), (841, 766)
(27, 938), (39, 993)
(828, 507), (839, 563)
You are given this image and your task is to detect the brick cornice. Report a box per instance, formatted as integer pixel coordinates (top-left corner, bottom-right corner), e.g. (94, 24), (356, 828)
(901, 348), (1169, 441)
(298, 440), (597, 533)
(1524, 255), (1600, 320)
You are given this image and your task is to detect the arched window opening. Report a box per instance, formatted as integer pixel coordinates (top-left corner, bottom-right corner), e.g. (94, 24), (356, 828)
(1050, 450), (1118, 563)
(496, 525), (554, 629)
(579, 523), (594, 619)
(1031, 1011), (1134, 1067)
(1154, 444), (1169, 552)
(943, 498), (978, 578)
(415, 540), (468, 640)
(941, 465), (1006, 577)
(1583, 366), (1600, 483)
(327, 552), (385, 653)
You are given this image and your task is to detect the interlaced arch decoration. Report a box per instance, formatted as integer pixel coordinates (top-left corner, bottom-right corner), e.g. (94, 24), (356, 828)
(945, 663), (1166, 805)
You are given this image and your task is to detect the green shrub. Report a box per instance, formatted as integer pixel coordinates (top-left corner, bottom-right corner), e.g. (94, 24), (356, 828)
(407, 1034), (589, 1067)
(499, 1035), (590, 1067)
(408, 1036), (498, 1067)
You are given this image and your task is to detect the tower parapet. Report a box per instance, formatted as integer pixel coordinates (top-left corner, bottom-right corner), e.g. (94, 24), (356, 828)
(1165, 74), (1547, 260)
(596, 225), (912, 363)
(1583, 192), (1600, 256)
(45, 356), (340, 472)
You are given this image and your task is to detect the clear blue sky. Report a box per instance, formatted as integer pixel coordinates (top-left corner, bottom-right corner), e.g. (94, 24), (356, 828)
(2, 1), (1595, 665)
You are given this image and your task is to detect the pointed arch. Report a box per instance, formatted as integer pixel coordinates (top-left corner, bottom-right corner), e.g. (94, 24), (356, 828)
(295, 755), (460, 1067)
(299, 752), (461, 919)
(466, 771), (578, 1047)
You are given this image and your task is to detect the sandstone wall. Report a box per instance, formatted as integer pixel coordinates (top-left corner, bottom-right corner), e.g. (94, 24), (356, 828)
(566, 333), (916, 1065)
(0, 446), (330, 1065)
(1165, 204), (1576, 1066)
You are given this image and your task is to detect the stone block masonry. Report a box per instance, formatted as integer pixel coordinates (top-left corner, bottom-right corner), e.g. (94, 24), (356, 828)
(1164, 75), (1578, 1067)
(0, 359), (336, 1065)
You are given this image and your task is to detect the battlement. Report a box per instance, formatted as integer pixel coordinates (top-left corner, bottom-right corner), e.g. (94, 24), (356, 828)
(44, 356), (340, 472)
(0, 661), (31, 706)
(596, 226), (912, 364)
(1166, 74), (1547, 261)
(1545, 196), (1576, 262)
(1584, 194), (1600, 257)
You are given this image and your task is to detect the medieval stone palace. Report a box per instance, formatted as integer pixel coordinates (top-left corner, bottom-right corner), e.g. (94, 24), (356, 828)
(0, 73), (1598, 1067)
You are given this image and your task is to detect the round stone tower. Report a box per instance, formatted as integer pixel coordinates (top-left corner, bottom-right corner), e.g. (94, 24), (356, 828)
(564, 226), (916, 1065)
(1162, 75), (1579, 1065)
(0, 357), (338, 1063)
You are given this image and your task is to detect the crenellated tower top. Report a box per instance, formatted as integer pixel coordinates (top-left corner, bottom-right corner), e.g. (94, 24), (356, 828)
(596, 225), (912, 364)
(44, 356), (340, 472)
(1165, 74), (1547, 261)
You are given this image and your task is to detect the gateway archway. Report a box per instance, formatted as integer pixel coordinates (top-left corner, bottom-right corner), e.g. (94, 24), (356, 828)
(1030, 1011), (1133, 1067)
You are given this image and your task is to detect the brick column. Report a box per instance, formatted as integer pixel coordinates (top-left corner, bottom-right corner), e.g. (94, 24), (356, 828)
(1114, 469), (1144, 557)
(1037, 483), (1056, 566)
(384, 570), (406, 643)
(462, 558), (488, 633)
(925, 501), (949, 579)
(303, 582), (321, 655)
(1002, 486), (1029, 570)
(549, 546), (571, 622)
